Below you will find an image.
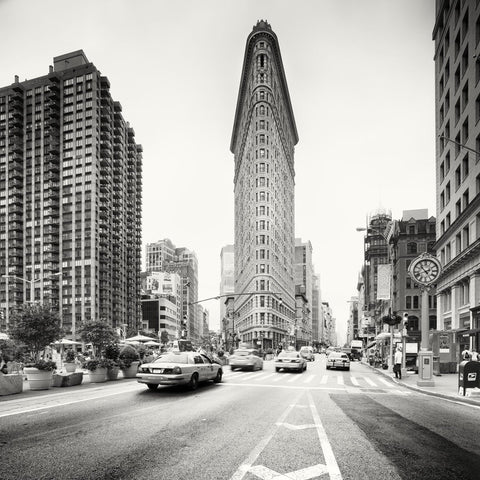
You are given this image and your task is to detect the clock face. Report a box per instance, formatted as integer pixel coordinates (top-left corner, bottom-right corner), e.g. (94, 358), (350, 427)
(411, 258), (441, 285)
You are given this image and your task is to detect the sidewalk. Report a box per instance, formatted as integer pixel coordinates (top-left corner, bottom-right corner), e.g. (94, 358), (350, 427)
(364, 360), (480, 407)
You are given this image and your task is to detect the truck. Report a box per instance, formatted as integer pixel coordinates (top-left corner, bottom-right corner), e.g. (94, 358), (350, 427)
(350, 340), (363, 361)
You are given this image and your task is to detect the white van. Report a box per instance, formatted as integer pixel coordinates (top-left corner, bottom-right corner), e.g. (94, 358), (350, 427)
(299, 346), (315, 361)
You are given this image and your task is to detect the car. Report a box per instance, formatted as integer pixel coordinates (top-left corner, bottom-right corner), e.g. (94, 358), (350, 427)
(136, 351), (223, 391)
(229, 348), (264, 371)
(326, 351), (350, 371)
(275, 350), (307, 372)
(299, 346), (315, 362)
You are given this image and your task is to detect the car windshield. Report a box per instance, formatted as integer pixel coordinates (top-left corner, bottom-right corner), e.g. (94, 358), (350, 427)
(234, 350), (254, 356)
(153, 353), (189, 364)
(279, 352), (300, 358)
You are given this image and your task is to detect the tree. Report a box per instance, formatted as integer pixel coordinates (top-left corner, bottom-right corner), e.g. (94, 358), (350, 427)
(78, 320), (119, 358)
(160, 330), (169, 345)
(9, 303), (63, 361)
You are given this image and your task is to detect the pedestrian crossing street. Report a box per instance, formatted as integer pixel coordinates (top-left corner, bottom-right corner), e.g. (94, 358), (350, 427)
(221, 369), (410, 395)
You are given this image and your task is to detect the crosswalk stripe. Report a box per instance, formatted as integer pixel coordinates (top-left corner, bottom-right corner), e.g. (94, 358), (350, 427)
(320, 375), (328, 384)
(337, 376), (344, 386)
(364, 377), (377, 387)
(272, 375), (284, 382)
(378, 378), (394, 387)
(303, 375), (315, 383)
(287, 374), (299, 383)
(350, 376), (360, 386)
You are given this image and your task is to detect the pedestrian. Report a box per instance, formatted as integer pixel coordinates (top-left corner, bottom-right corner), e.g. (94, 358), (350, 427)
(462, 346), (471, 361)
(393, 346), (403, 380)
(471, 348), (479, 361)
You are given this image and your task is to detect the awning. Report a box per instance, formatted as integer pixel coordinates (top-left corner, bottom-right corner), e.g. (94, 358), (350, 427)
(367, 341), (376, 349)
(459, 328), (480, 336)
(376, 332), (402, 341)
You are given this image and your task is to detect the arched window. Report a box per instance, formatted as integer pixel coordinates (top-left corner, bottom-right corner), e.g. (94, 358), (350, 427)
(407, 315), (419, 331)
(407, 242), (418, 254)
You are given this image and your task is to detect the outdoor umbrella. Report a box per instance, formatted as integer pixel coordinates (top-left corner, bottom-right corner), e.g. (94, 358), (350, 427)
(145, 340), (161, 346)
(125, 335), (156, 343)
(0, 333), (9, 340)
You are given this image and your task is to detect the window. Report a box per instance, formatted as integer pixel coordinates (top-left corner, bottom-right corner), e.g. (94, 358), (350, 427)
(456, 165), (462, 188)
(406, 296), (412, 309)
(413, 296), (419, 309)
(407, 242), (418, 254)
(462, 155), (469, 178)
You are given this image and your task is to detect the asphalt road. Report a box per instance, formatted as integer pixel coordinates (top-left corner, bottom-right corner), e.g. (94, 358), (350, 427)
(1, 355), (480, 480)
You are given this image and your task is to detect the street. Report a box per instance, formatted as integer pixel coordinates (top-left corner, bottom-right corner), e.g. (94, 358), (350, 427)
(1, 355), (480, 480)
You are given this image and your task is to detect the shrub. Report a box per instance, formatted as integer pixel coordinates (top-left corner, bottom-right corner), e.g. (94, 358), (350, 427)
(119, 344), (139, 369)
(31, 359), (57, 371)
(78, 320), (118, 358)
(65, 350), (76, 362)
(105, 343), (120, 361)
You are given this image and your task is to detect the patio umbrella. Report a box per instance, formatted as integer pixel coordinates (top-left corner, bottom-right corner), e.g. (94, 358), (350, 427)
(0, 333), (9, 340)
(145, 340), (161, 346)
(125, 335), (157, 343)
(52, 338), (82, 346)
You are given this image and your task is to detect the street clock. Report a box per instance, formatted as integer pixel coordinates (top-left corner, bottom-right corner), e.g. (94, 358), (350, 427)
(408, 253), (442, 286)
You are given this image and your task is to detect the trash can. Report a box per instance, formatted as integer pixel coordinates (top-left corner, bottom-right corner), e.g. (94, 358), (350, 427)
(458, 361), (480, 396)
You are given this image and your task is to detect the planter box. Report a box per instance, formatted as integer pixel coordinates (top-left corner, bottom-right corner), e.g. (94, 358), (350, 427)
(88, 367), (107, 383)
(24, 367), (54, 391)
(0, 373), (23, 396)
(121, 361), (140, 378)
(107, 366), (120, 381)
(52, 372), (83, 387)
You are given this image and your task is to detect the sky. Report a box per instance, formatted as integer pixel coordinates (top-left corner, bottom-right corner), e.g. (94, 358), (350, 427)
(0, 0), (436, 344)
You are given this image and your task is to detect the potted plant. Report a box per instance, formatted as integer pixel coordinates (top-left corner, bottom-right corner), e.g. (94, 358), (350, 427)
(83, 358), (111, 383)
(9, 303), (63, 390)
(119, 344), (140, 378)
(64, 349), (76, 373)
(105, 343), (120, 381)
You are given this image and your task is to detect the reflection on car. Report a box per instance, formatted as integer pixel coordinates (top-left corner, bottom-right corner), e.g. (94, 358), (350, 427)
(275, 351), (307, 372)
(229, 349), (264, 371)
(136, 351), (223, 391)
(299, 346), (315, 362)
(326, 351), (350, 371)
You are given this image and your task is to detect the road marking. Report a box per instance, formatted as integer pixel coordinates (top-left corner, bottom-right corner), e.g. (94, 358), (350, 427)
(320, 375), (328, 384)
(303, 375), (315, 384)
(272, 375), (284, 382)
(307, 390), (343, 480)
(337, 376), (344, 386)
(378, 378), (394, 387)
(229, 392), (304, 480)
(287, 374), (300, 383)
(276, 422), (316, 430)
(350, 376), (360, 386)
(249, 463), (329, 479)
(364, 377), (377, 387)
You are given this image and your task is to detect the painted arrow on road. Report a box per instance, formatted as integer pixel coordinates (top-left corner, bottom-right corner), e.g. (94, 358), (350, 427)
(249, 463), (329, 480)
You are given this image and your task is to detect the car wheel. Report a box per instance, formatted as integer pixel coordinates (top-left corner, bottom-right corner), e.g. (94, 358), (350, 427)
(188, 373), (199, 390)
(275, 367), (280, 372)
(214, 369), (223, 383)
(146, 383), (158, 391)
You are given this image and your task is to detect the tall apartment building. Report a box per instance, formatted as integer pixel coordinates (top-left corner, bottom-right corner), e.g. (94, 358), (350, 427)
(145, 239), (199, 342)
(219, 244), (234, 323)
(294, 238), (314, 347)
(434, 1), (480, 353)
(0, 50), (142, 336)
(311, 274), (321, 345)
(230, 20), (298, 350)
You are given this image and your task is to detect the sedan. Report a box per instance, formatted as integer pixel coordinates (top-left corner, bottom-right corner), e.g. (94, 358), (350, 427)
(229, 348), (264, 371)
(326, 352), (350, 371)
(136, 351), (223, 391)
(275, 351), (307, 372)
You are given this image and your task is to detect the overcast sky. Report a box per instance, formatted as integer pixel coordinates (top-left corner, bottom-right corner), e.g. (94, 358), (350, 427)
(0, 0), (435, 344)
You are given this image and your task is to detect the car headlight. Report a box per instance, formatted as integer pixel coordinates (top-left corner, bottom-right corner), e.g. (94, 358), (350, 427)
(172, 366), (182, 375)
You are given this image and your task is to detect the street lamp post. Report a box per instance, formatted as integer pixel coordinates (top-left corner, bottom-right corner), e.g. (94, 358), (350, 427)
(2, 272), (61, 330)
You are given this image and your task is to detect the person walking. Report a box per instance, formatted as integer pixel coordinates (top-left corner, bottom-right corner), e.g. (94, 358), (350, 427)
(393, 345), (403, 380)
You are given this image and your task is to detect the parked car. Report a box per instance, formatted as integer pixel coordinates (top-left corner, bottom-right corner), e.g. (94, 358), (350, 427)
(136, 351), (223, 391)
(229, 349), (264, 371)
(326, 351), (350, 371)
(299, 346), (315, 362)
(275, 350), (307, 372)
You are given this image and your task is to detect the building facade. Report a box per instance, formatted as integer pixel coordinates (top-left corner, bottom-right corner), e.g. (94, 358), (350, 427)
(433, 0), (480, 355)
(145, 239), (199, 342)
(0, 50), (143, 337)
(230, 20), (298, 350)
(219, 244), (235, 324)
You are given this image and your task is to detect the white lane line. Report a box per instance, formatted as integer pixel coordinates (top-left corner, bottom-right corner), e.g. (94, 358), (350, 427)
(337, 376), (344, 386)
(229, 391), (305, 480)
(364, 377), (377, 387)
(303, 375), (315, 384)
(320, 375), (328, 384)
(307, 390), (343, 480)
(287, 374), (301, 383)
(272, 375), (284, 382)
(350, 376), (360, 386)
(378, 378), (394, 387)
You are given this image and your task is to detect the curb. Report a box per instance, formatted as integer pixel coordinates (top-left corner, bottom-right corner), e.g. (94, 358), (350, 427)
(363, 361), (480, 407)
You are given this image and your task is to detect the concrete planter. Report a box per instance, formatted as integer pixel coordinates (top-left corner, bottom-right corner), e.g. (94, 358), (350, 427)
(107, 366), (120, 381)
(52, 372), (83, 387)
(64, 363), (77, 373)
(24, 367), (54, 391)
(0, 373), (23, 396)
(88, 367), (107, 383)
(121, 361), (140, 378)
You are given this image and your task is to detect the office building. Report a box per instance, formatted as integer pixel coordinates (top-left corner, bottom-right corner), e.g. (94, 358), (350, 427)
(0, 50), (143, 336)
(219, 244), (234, 323)
(230, 20), (298, 350)
(433, 1), (480, 353)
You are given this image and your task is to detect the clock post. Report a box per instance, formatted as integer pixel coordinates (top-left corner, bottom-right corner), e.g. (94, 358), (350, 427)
(408, 253), (442, 387)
